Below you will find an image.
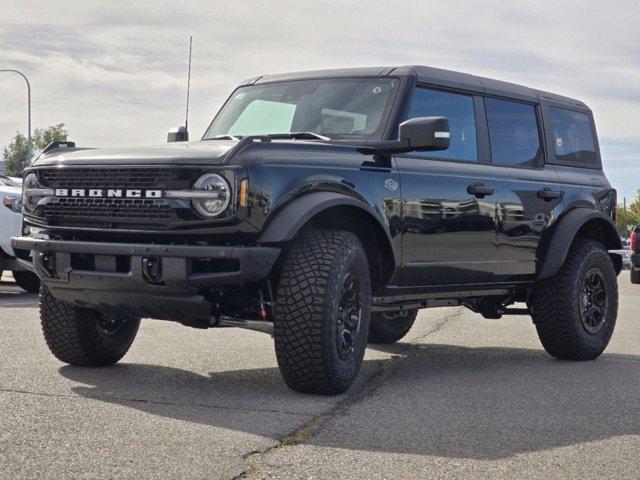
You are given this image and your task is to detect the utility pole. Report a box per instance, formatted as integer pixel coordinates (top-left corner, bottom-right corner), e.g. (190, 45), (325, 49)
(0, 69), (32, 163)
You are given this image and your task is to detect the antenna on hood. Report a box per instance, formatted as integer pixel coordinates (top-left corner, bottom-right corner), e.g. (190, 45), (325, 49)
(185, 35), (193, 133)
(167, 36), (193, 143)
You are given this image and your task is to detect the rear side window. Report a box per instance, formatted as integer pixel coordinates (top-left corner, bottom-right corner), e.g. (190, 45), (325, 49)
(485, 98), (542, 167)
(406, 87), (478, 162)
(550, 107), (597, 166)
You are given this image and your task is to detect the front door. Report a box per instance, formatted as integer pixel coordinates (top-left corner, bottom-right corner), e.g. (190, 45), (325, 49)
(396, 86), (500, 286)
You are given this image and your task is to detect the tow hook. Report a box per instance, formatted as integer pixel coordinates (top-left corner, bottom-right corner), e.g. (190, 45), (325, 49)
(38, 253), (55, 278)
(142, 257), (163, 285)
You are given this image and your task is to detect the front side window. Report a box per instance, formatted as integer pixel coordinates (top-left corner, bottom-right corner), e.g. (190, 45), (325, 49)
(550, 107), (597, 165)
(204, 78), (399, 140)
(405, 87), (478, 162)
(485, 98), (542, 167)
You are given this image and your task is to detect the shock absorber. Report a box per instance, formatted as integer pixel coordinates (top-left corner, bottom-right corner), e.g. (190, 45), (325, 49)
(258, 288), (269, 320)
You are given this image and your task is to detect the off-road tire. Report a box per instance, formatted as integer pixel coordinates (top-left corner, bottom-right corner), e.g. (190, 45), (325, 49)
(274, 229), (371, 395)
(531, 239), (618, 360)
(369, 309), (418, 344)
(631, 268), (640, 284)
(40, 286), (140, 366)
(12, 270), (40, 293)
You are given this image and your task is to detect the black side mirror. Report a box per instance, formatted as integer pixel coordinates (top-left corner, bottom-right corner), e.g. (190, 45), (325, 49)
(398, 116), (450, 151)
(167, 126), (189, 143)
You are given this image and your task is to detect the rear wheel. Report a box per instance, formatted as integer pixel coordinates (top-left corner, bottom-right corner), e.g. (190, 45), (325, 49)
(40, 286), (140, 366)
(274, 229), (371, 394)
(12, 270), (40, 293)
(531, 239), (618, 360)
(369, 309), (418, 344)
(631, 268), (640, 284)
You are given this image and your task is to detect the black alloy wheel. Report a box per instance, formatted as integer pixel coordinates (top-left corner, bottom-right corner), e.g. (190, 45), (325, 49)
(579, 267), (608, 334)
(336, 272), (362, 361)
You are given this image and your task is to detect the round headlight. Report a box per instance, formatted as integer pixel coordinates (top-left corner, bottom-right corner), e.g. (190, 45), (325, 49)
(22, 173), (41, 213)
(192, 173), (231, 217)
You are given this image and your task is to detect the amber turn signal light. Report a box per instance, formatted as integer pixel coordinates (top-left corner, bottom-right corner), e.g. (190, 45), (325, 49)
(239, 179), (248, 208)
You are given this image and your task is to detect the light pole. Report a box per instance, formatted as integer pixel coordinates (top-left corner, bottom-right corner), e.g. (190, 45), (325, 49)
(0, 69), (32, 163)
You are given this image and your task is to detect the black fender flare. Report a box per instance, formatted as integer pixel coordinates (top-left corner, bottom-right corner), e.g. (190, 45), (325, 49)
(538, 208), (622, 280)
(257, 191), (398, 266)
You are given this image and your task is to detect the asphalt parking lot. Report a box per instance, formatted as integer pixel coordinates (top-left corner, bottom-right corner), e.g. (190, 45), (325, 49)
(1, 274), (639, 480)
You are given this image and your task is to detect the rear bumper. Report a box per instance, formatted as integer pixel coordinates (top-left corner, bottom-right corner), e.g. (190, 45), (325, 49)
(11, 237), (280, 320)
(632, 252), (639, 269)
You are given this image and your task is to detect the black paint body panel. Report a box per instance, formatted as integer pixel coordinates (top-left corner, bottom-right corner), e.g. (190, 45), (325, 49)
(21, 65), (620, 306)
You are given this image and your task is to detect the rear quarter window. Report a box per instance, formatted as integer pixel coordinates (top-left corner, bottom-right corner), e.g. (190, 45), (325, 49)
(550, 107), (598, 166)
(484, 98), (542, 168)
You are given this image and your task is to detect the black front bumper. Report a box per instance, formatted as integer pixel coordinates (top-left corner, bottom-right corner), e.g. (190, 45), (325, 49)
(12, 237), (280, 320)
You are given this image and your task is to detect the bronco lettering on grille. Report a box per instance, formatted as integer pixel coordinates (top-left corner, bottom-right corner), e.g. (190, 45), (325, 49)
(54, 189), (163, 198)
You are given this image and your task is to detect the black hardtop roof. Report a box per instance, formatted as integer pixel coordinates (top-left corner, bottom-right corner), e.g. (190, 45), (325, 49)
(244, 65), (586, 108)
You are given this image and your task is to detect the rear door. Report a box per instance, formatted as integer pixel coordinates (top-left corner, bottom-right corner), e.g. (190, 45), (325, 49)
(483, 97), (564, 281)
(395, 86), (501, 286)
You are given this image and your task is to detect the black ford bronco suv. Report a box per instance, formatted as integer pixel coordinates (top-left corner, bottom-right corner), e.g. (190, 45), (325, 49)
(14, 66), (622, 394)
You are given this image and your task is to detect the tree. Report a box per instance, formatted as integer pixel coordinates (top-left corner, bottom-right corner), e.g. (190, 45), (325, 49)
(629, 188), (640, 219)
(617, 188), (640, 237)
(616, 207), (639, 237)
(2, 131), (29, 176)
(3, 123), (69, 176)
(34, 123), (69, 152)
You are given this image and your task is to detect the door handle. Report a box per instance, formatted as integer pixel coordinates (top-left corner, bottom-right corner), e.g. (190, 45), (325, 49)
(537, 188), (563, 201)
(467, 182), (495, 198)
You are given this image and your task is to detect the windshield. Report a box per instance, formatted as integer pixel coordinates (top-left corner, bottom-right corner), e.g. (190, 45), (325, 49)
(203, 77), (399, 140)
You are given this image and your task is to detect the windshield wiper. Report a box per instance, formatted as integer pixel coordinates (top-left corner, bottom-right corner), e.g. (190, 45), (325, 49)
(267, 132), (331, 141)
(205, 132), (330, 142)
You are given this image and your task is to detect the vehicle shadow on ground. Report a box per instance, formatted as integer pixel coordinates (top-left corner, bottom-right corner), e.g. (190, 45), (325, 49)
(0, 281), (37, 307)
(60, 343), (640, 460)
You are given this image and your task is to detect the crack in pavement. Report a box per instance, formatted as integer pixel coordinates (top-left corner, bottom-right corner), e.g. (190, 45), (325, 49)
(0, 388), (312, 418)
(231, 308), (463, 479)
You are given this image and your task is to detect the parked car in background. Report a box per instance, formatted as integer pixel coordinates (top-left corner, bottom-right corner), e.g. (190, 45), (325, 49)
(0, 175), (40, 292)
(611, 248), (631, 269)
(631, 226), (640, 284)
(0, 175), (19, 187)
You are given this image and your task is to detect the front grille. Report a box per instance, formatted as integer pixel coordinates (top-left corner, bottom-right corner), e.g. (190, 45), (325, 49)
(35, 167), (204, 228)
(39, 167), (189, 190)
(43, 197), (173, 220)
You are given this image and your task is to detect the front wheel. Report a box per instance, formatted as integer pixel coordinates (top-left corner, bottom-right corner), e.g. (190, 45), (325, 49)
(274, 229), (371, 395)
(531, 239), (618, 360)
(40, 286), (140, 366)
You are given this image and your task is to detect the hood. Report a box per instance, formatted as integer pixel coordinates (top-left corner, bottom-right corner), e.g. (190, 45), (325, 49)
(32, 140), (237, 167)
(0, 185), (22, 196)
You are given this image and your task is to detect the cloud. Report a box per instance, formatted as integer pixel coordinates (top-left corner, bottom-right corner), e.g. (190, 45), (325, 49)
(0, 0), (638, 197)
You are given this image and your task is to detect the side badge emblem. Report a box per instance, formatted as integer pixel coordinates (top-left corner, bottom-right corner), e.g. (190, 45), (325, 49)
(384, 178), (398, 191)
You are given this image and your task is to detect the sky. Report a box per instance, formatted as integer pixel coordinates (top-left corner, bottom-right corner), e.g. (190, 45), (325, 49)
(0, 0), (638, 200)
